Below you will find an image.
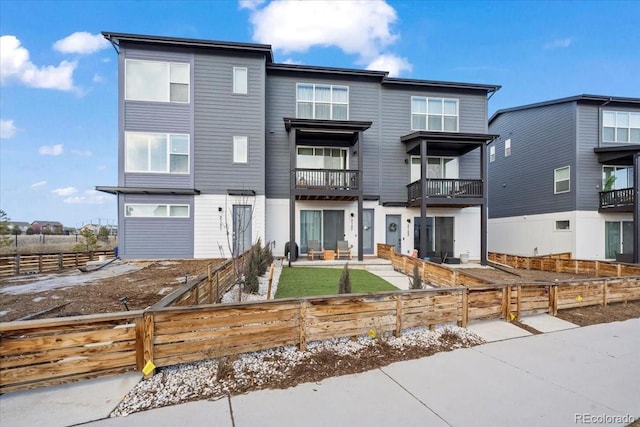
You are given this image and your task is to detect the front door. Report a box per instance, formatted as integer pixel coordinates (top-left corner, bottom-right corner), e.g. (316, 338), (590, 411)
(606, 220), (634, 258)
(322, 210), (344, 251)
(363, 209), (374, 254)
(414, 216), (454, 258)
(386, 215), (401, 254)
(232, 205), (252, 256)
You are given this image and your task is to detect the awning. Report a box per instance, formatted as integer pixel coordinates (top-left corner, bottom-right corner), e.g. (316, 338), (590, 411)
(401, 131), (498, 156)
(95, 186), (200, 195)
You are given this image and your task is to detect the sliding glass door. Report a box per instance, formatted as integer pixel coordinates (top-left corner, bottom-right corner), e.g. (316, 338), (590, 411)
(300, 209), (345, 253)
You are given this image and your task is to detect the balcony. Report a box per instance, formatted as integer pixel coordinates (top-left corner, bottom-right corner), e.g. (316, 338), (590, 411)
(293, 168), (361, 201)
(599, 188), (635, 212)
(407, 178), (483, 207)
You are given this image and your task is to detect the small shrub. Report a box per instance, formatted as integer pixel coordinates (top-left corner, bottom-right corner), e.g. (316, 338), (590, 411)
(254, 238), (268, 276)
(243, 250), (260, 293)
(262, 240), (274, 268)
(411, 264), (423, 290)
(337, 263), (352, 294)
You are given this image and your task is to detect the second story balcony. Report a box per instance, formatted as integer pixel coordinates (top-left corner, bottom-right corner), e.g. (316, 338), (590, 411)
(599, 188), (635, 212)
(407, 178), (483, 207)
(294, 168), (361, 200)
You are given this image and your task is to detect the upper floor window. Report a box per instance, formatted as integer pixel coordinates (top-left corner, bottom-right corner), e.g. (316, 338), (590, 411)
(233, 67), (248, 94)
(602, 165), (634, 190)
(554, 166), (570, 194)
(297, 84), (348, 120)
(297, 147), (347, 170)
(603, 111), (640, 143)
(411, 97), (458, 132)
(410, 156), (457, 182)
(125, 204), (190, 218)
(504, 138), (511, 157)
(125, 132), (189, 174)
(233, 136), (248, 163)
(125, 59), (189, 103)
(489, 146), (496, 162)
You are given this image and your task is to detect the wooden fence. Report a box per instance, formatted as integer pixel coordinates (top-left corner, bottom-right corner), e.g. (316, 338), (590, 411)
(3, 274), (639, 393)
(0, 250), (113, 278)
(488, 252), (640, 277)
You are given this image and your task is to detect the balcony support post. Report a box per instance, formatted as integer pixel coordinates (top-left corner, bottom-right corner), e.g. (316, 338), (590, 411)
(357, 131), (364, 261)
(288, 129), (296, 266)
(480, 142), (488, 266)
(635, 153), (639, 263)
(420, 139), (428, 258)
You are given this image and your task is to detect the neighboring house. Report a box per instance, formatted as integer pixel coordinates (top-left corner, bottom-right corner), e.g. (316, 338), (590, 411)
(97, 32), (499, 263)
(488, 95), (639, 262)
(30, 221), (64, 235)
(6, 222), (30, 233)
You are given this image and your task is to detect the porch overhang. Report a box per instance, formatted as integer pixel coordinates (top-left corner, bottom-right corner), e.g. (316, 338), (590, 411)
(401, 131), (498, 156)
(594, 145), (640, 165)
(284, 118), (372, 146)
(95, 186), (201, 195)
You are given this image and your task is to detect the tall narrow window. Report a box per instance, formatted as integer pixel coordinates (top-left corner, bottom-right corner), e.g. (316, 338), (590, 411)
(233, 67), (248, 94)
(554, 166), (570, 194)
(489, 146), (496, 162)
(505, 138), (511, 157)
(233, 136), (248, 163)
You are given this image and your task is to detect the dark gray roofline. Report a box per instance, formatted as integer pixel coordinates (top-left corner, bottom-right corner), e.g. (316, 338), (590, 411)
(268, 63), (388, 78)
(489, 94), (640, 123)
(95, 186), (201, 195)
(102, 32), (274, 62)
(383, 77), (501, 94)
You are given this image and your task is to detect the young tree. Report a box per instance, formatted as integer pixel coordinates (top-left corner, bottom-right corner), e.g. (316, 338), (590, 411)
(338, 263), (352, 294)
(98, 226), (110, 242)
(77, 227), (99, 251)
(10, 225), (22, 236)
(0, 209), (13, 247)
(26, 227), (35, 235)
(411, 264), (423, 290)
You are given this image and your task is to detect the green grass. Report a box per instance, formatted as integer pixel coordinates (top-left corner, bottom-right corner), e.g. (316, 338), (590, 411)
(275, 267), (398, 299)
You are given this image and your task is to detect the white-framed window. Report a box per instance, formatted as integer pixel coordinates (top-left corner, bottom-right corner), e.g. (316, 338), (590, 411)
(125, 204), (190, 218)
(603, 111), (640, 143)
(505, 138), (511, 157)
(554, 166), (570, 194)
(410, 156), (458, 182)
(125, 132), (189, 174)
(296, 83), (349, 120)
(297, 147), (347, 170)
(125, 59), (189, 103)
(411, 97), (459, 131)
(602, 165), (634, 190)
(555, 220), (570, 231)
(489, 146), (496, 162)
(233, 136), (248, 164)
(233, 67), (248, 94)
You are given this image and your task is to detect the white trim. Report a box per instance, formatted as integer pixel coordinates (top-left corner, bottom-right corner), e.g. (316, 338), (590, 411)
(233, 136), (248, 164)
(410, 96), (459, 132)
(554, 166), (570, 194)
(554, 219), (571, 231)
(602, 110), (640, 143)
(296, 83), (349, 120)
(504, 138), (511, 157)
(489, 145), (496, 163)
(125, 132), (190, 174)
(124, 59), (190, 104)
(124, 203), (190, 218)
(233, 67), (248, 94)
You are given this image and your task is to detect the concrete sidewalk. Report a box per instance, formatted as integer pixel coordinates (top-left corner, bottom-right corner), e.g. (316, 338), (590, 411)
(2, 318), (635, 427)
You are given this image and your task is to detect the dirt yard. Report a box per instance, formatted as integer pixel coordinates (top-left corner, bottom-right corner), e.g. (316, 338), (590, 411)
(0, 258), (222, 321)
(460, 267), (593, 283)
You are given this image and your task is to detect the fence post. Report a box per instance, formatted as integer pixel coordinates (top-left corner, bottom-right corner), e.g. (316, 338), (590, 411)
(14, 254), (20, 275)
(266, 263), (274, 300)
(394, 294), (402, 337)
(501, 286), (509, 319)
(516, 285), (522, 320)
(38, 255), (43, 273)
(595, 261), (599, 278)
(208, 265), (213, 304)
(616, 264), (621, 278)
(58, 253), (63, 270)
(459, 288), (469, 328)
(549, 284), (558, 316)
(602, 281), (608, 307)
(215, 271), (220, 303)
(142, 311), (155, 378)
(135, 316), (145, 370)
(299, 301), (307, 351)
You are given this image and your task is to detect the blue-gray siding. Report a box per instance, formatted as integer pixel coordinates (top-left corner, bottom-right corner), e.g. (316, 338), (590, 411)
(193, 52), (265, 195)
(118, 194), (194, 259)
(488, 101), (577, 218)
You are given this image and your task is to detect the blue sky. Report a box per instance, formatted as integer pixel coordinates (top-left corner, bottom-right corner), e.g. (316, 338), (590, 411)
(1, 0), (639, 229)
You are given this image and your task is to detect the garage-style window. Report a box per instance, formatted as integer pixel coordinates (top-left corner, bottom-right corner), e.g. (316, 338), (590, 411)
(125, 204), (190, 218)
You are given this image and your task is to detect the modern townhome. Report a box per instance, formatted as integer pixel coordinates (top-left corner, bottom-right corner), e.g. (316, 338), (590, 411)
(488, 95), (639, 263)
(97, 32), (499, 264)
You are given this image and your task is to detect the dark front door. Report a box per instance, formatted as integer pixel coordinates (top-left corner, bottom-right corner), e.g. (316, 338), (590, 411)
(386, 215), (401, 253)
(363, 209), (374, 254)
(322, 210), (344, 251)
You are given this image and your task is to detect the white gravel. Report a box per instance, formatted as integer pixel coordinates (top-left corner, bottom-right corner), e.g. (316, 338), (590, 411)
(221, 258), (283, 303)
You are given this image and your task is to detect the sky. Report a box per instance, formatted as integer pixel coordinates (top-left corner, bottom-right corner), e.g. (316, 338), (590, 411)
(1, 0), (639, 229)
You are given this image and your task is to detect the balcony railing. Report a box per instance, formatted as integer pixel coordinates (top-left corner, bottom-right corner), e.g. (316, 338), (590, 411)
(294, 168), (360, 191)
(599, 188), (635, 210)
(407, 178), (483, 202)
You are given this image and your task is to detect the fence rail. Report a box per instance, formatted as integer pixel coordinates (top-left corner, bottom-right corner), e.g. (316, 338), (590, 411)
(0, 250), (113, 278)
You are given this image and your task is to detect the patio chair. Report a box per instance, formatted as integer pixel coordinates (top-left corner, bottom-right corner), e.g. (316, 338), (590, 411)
(336, 240), (353, 259)
(307, 240), (324, 260)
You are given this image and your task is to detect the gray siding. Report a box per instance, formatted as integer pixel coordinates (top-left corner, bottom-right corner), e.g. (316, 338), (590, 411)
(488, 102), (577, 218)
(193, 52), (265, 195)
(119, 194), (194, 259)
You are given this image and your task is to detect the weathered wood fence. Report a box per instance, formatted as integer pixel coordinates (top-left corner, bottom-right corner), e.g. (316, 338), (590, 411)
(0, 250), (113, 278)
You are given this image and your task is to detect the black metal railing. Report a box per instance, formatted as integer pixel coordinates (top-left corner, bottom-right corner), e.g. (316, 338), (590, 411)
(407, 178), (483, 202)
(599, 188), (635, 209)
(294, 169), (360, 191)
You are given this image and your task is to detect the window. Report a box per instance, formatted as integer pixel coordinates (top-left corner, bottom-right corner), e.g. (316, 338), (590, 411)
(233, 67), (248, 94)
(603, 111), (640, 143)
(602, 166), (634, 190)
(296, 84), (348, 120)
(489, 146), (496, 162)
(125, 204), (190, 218)
(555, 220), (570, 231)
(125, 132), (189, 173)
(410, 157), (457, 182)
(233, 136), (248, 163)
(125, 59), (189, 103)
(505, 139), (511, 157)
(554, 166), (570, 194)
(411, 97), (458, 131)
(297, 147), (347, 169)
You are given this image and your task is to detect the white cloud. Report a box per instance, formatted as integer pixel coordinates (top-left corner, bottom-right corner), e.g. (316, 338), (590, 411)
(239, 0), (266, 10)
(38, 144), (63, 156)
(97, 165), (107, 171)
(92, 73), (103, 83)
(52, 186), (78, 196)
(0, 119), (17, 139)
(281, 58), (303, 65)
(31, 181), (47, 189)
(366, 53), (412, 77)
(63, 190), (107, 204)
(71, 149), (93, 157)
(53, 32), (110, 55)
(1, 35), (76, 91)
(244, 0), (409, 72)
(544, 38), (573, 49)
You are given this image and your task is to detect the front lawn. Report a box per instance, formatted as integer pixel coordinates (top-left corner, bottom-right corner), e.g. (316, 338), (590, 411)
(275, 267), (398, 298)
